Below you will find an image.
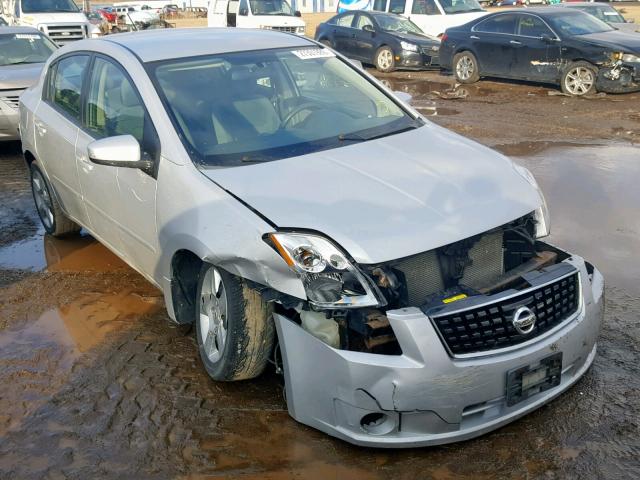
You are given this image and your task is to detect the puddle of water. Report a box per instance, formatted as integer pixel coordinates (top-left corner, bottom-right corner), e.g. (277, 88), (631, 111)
(0, 233), (128, 272)
(514, 143), (640, 291)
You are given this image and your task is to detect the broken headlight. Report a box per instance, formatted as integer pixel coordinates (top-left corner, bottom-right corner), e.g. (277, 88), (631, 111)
(513, 164), (550, 238)
(622, 53), (640, 63)
(400, 41), (418, 52)
(267, 232), (383, 309)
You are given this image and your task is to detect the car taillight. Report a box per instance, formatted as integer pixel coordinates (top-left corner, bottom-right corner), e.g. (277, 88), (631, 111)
(440, 33), (448, 42)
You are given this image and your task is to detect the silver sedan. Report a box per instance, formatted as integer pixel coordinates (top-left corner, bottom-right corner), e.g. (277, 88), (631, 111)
(19, 28), (604, 447)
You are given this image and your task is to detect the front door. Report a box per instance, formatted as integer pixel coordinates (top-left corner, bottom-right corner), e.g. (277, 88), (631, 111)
(512, 14), (562, 82)
(351, 13), (377, 62)
(76, 56), (160, 277)
(34, 54), (90, 224)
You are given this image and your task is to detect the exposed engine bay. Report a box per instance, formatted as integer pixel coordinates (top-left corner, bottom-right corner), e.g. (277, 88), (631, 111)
(271, 212), (570, 355)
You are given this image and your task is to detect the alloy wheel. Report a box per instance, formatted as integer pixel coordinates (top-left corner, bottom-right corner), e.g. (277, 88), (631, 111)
(199, 266), (229, 363)
(456, 55), (474, 81)
(378, 49), (393, 70)
(564, 67), (594, 96)
(31, 170), (54, 230)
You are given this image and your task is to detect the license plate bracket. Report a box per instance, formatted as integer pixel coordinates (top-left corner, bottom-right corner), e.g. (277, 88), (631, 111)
(506, 352), (562, 407)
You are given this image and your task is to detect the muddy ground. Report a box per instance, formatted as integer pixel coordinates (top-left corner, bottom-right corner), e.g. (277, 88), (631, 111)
(0, 72), (639, 479)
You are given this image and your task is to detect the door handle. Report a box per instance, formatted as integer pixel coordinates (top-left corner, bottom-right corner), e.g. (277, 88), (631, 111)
(510, 40), (522, 45)
(470, 35), (480, 39)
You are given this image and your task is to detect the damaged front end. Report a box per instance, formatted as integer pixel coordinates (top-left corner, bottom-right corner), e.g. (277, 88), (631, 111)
(597, 53), (640, 93)
(266, 211), (604, 447)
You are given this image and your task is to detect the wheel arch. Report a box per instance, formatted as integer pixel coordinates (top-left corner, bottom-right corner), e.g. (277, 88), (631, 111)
(170, 249), (204, 324)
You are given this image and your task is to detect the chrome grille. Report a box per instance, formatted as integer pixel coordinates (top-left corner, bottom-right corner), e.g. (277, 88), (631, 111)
(0, 95), (21, 109)
(43, 24), (86, 45)
(269, 26), (297, 33)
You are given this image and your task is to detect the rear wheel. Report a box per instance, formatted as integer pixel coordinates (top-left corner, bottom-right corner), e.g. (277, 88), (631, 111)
(30, 162), (81, 237)
(195, 264), (275, 381)
(561, 61), (597, 96)
(453, 51), (480, 84)
(375, 46), (395, 73)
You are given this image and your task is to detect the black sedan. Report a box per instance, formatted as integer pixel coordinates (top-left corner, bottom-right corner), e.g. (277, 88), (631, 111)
(439, 8), (640, 95)
(314, 11), (440, 73)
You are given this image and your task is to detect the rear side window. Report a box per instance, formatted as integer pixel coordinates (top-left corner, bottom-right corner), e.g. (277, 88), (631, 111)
(516, 15), (553, 37)
(389, 0), (406, 14)
(52, 55), (89, 120)
(336, 13), (355, 27)
(475, 14), (517, 34)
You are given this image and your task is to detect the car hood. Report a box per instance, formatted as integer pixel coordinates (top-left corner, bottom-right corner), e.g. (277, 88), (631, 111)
(0, 63), (45, 90)
(391, 31), (440, 45)
(202, 124), (542, 264)
(19, 12), (88, 24)
(254, 15), (305, 27)
(576, 30), (640, 53)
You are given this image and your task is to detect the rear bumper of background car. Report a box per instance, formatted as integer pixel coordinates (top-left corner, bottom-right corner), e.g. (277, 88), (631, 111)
(274, 253), (603, 448)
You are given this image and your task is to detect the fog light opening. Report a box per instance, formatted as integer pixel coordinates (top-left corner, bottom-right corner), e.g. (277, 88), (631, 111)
(360, 412), (395, 436)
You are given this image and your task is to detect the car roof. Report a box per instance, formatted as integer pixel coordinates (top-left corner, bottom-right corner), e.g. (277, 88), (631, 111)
(485, 7), (585, 17)
(0, 26), (44, 35)
(555, 2), (606, 6)
(104, 28), (314, 63)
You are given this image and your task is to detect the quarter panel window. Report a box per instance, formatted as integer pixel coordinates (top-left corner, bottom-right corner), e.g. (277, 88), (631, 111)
(336, 13), (355, 27)
(52, 55), (89, 120)
(356, 14), (374, 30)
(475, 14), (517, 34)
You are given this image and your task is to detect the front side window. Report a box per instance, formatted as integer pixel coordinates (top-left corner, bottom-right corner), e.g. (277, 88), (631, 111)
(516, 15), (552, 38)
(239, 0), (249, 15)
(85, 58), (145, 143)
(249, 0), (294, 15)
(150, 47), (419, 166)
(388, 0), (406, 14)
(0, 32), (57, 67)
(21, 0), (79, 13)
(475, 14), (517, 34)
(412, 0), (440, 15)
(52, 55), (89, 120)
(356, 14), (374, 30)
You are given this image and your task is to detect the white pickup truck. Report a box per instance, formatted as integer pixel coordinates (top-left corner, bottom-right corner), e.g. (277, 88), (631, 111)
(0, 0), (92, 46)
(208, 0), (305, 35)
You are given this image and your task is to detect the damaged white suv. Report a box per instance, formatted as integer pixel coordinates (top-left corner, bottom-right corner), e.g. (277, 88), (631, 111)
(20, 28), (604, 447)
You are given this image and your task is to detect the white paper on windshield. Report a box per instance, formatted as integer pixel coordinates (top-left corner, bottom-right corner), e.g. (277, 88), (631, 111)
(603, 12), (618, 16)
(14, 34), (40, 40)
(291, 48), (335, 60)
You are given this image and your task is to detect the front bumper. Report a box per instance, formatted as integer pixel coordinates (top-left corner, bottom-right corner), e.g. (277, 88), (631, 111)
(596, 62), (640, 94)
(0, 100), (20, 142)
(274, 254), (604, 447)
(396, 49), (440, 70)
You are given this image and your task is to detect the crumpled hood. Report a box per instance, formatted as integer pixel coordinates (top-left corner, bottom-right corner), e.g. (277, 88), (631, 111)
(578, 31), (640, 53)
(203, 124), (542, 264)
(0, 63), (45, 90)
(393, 31), (440, 46)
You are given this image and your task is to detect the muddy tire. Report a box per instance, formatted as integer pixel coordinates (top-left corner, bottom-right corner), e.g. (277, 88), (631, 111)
(453, 51), (480, 84)
(195, 264), (275, 381)
(375, 46), (395, 73)
(29, 162), (81, 237)
(561, 61), (597, 96)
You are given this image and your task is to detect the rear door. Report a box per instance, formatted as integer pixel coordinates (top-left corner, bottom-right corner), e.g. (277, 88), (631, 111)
(34, 54), (90, 225)
(512, 13), (562, 82)
(470, 13), (518, 76)
(333, 12), (357, 53)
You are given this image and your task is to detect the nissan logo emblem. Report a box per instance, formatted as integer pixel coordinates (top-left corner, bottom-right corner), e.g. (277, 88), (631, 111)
(512, 306), (537, 335)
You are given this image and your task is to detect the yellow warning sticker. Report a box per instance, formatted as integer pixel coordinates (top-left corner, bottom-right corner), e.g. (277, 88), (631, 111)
(442, 294), (468, 304)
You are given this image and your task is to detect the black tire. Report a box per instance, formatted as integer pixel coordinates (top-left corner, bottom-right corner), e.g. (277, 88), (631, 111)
(29, 162), (81, 237)
(453, 51), (480, 84)
(195, 264), (275, 381)
(560, 61), (598, 96)
(375, 46), (395, 73)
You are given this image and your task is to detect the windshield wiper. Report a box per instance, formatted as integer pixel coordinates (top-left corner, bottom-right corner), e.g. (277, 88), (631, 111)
(338, 122), (422, 143)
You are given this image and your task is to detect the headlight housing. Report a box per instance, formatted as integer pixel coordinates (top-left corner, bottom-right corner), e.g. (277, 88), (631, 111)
(513, 164), (550, 238)
(621, 53), (640, 63)
(267, 232), (383, 309)
(400, 41), (418, 52)
(296, 26), (305, 35)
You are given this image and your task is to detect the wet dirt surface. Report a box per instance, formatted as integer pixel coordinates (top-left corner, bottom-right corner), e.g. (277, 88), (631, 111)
(1, 73), (639, 479)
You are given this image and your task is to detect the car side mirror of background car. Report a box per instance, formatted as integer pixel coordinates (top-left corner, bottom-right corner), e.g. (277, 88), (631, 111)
(295, 10), (302, 17)
(363, 24), (375, 33)
(394, 91), (412, 104)
(540, 33), (558, 43)
(88, 135), (153, 171)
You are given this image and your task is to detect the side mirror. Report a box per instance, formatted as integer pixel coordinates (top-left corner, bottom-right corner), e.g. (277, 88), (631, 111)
(540, 33), (557, 43)
(294, 10), (302, 17)
(88, 135), (152, 171)
(394, 91), (412, 104)
(362, 24), (375, 33)
(239, 7), (248, 15)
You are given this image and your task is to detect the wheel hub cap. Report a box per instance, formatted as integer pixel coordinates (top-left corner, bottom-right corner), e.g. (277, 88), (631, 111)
(457, 56), (474, 81)
(31, 171), (54, 230)
(566, 67), (594, 95)
(199, 267), (228, 363)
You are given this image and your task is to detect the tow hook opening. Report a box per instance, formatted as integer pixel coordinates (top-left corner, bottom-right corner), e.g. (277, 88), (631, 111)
(360, 412), (395, 436)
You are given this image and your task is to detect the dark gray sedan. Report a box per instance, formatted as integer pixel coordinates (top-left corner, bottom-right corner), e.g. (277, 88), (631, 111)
(0, 26), (57, 141)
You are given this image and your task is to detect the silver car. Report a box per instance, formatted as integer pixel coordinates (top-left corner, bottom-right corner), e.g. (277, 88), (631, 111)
(555, 2), (640, 35)
(19, 29), (604, 447)
(0, 26), (57, 141)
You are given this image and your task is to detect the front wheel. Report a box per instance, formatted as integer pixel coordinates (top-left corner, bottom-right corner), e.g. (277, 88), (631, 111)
(195, 264), (275, 381)
(561, 61), (597, 96)
(453, 51), (480, 84)
(375, 46), (395, 73)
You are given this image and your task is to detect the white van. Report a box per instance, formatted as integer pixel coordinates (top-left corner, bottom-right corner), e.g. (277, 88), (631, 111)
(207, 0), (305, 35)
(338, 0), (487, 37)
(0, 0), (91, 45)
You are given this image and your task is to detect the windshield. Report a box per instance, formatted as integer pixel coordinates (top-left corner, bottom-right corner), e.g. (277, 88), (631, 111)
(548, 11), (614, 35)
(0, 33), (57, 66)
(249, 0), (294, 16)
(21, 0), (79, 13)
(577, 6), (625, 24)
(439, 0), (483, 15)
(149, 47), (419, 166)
(375, 14), (424, 34)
